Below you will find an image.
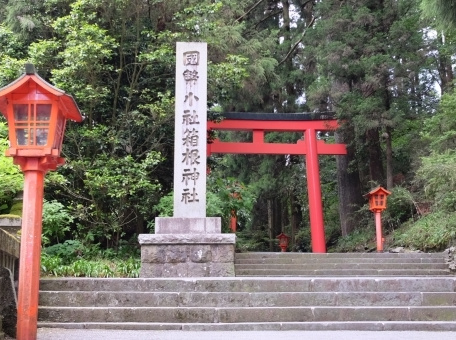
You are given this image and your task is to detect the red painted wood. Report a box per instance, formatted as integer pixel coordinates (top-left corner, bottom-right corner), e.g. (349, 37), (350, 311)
(375, 211), (383, 252)
(207, 117), (347, 253)
(305, 129), (326, 253)
(16, 160), (46, 340)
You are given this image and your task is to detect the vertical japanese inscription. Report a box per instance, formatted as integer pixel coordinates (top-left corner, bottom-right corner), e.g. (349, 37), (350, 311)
(173, 43), (207, 217)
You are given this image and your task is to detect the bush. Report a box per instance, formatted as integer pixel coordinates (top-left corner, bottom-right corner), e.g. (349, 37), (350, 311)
(42, 200), (74, 245)
(330, 228), (376, 252)
(41, 253), (140, 278)
(392, 211), (456, 251)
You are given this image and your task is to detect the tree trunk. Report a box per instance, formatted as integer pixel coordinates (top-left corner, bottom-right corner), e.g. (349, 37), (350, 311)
(385, 126), (393, 190)
(290, 192), (300, 250)
(367, 128), (384, 185)
(336, 130), (365, 236)
(268, 199), (274, 251)
(437, 33), (454, 94)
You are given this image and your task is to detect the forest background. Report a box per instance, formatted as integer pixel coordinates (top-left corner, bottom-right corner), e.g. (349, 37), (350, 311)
(1, 0), (456, 277)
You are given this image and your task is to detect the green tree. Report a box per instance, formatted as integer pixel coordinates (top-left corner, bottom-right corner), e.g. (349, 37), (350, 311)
(0, 121), (23, 214)
(421, 0), (456, 31)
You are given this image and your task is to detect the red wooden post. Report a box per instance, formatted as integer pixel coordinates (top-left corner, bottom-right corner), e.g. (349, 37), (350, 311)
(375, 211), (383, 252)
(305, 128), (326, 253)
(230, 212), (237, 232)
(15, 159), (46, 340)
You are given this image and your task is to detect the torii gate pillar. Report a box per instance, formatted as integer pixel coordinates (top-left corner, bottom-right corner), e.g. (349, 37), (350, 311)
(305, 128), (326, 252)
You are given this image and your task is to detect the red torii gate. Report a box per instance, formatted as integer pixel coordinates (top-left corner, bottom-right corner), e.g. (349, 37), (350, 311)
(207, 112), (347, 253)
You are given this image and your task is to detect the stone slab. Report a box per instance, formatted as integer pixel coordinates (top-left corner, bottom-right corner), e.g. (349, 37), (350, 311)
(0, 217), (21, 227)
(140, 243), (235, 278)
(138, 234), (235, 245)
(173, 42), (207, 218)
(155, 217), (221, 234)
(0, 267), (16, 338)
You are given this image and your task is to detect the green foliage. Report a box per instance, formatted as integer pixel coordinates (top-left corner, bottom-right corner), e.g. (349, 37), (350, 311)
(421, 0), (456, 31)
(41, 253), (140, 278)
(43, 240), (86, 264)
(235, 230), (271, 252)
(382, 187), (416, 230)
(295, 228), (311, 252)
(422, 87), (456, 152)
(415, 151), (456, 212)
(155, 176), (256, 232)
(331, 228), (377, 253)
(0, 121), (23, 213)
(0, 24), (26, 86)
(42, 200), (74, 245)
(392, 211), (456, 251)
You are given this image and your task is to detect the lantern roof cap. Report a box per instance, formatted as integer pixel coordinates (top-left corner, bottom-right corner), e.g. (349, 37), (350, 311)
(276, 232), (290, 239)
(0, 64), (82, 122)
(365, 186), (391, 197)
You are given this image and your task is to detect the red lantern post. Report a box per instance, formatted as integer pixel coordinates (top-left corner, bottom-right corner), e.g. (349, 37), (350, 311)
(0, 64), (82, 340)
(276, 232), (290, 252)
(366, 186), (391, 252)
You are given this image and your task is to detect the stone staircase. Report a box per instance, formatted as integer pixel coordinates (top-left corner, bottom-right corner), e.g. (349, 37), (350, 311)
(38, 252), (456, 331)
(235, 252), (451, 276)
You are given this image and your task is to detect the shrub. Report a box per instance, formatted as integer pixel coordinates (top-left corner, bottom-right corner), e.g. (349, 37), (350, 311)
(392, 211), (456, 251)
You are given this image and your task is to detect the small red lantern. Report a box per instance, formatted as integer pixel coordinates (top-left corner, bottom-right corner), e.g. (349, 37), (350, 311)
(0, 64), (82, 340)
(365, 186), (391, 252)
(367, 186), (391, 212)
(276, 232), (290, 252)
(0, 64), (82, 168)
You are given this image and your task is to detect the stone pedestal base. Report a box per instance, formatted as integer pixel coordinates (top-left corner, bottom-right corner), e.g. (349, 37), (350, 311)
(138, 234), (236, 277)
(138, 217), (236, 277)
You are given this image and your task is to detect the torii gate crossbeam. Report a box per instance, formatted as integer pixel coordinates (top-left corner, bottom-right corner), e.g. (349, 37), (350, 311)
(207, 112), (347, 253)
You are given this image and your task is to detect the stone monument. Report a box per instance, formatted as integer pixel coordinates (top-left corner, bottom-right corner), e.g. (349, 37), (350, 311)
(139, 42), (236, 277)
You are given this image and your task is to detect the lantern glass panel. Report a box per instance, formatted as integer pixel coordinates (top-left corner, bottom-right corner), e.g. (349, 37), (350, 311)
(35, 104), (51, 145)
(15, 127), (28, 145)
(13, 103), (52, 146)
(13, 104), (28, 121)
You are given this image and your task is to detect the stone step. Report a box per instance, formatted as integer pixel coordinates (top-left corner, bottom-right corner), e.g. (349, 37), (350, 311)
(234, 252), (451, 276)
(36, 321), (456, 331)
(39, 291), (456, 307)
(235, 269), (451, 276)
(39, 277), (456, 292)
(235, 258), (445, 264)
(38, 251), (456, 332)
(235, 263), (449, 270)
(235, 252), (446, 259)
(38, 306), (456, 323)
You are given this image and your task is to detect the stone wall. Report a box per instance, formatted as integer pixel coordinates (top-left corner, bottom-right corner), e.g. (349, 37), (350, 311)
(0, 267), (16, 338)
(139, 234), (235, 277)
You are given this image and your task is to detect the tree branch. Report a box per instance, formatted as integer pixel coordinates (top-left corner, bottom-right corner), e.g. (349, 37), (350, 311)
(254, 9), (283, 29)
(278, 16), (315, 66)
(236, 0), (267, 22)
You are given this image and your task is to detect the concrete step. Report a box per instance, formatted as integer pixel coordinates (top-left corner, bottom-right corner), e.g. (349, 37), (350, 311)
(234, 252), (451, 277)
(38, 254), (456, 332)
(39, 291), (456, 307)
(235, 269), (451, 276)
(235, 252), (446, 259)
(39, 277), (456, 292)
(235, 257), (445, 264)
(39, 305), (456, 323)
(235, 263), (449, 270)
(37, 321), (456, 331)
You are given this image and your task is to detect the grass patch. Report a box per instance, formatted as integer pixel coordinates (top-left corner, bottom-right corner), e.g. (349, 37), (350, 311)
(41, 253), (140, 278)
(329, 228), (376, 252)
(391, 211), (456, 251)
